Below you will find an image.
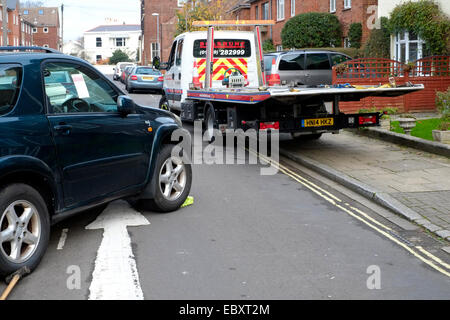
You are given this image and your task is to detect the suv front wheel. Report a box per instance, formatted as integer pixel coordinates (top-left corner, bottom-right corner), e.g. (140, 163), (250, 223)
(0, 184), (50, 277)
(140, 144), (192, 213)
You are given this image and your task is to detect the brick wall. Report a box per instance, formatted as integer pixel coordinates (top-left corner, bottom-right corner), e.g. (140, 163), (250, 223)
(248, 0), (378, 48)
(142, 0), (179, 65)
(32, 26), (59, 50)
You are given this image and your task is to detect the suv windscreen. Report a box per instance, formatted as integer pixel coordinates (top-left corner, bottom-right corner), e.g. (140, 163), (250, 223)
(305, 53), (331, 70)
(0, 64), (22, 116)
(279, 53), (305, 71)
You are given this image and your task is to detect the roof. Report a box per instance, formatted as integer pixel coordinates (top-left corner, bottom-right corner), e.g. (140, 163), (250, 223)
(85, 25), (141, 33)
(20, 7), (60, 27)
(228, 0), (251, 13)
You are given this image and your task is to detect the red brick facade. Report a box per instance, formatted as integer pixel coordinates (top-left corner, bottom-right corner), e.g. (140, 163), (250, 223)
(141, 0), (180, 65)
(236, 0), (378, 48)
(1, 3), (21, 46)
(20, 7), (61, 50)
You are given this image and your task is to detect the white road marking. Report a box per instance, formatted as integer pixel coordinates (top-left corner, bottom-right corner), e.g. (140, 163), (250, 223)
(57, 228), (69, 250)
(86, 200), (150, 300)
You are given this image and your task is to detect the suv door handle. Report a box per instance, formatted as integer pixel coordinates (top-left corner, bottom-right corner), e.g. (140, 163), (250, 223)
(53, 124), (72, 135)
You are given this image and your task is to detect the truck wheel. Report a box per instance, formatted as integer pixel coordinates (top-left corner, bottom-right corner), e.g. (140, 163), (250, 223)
(140, 144), (192, 213)
(204, 106), (217, 142)
(159, 95), (169, 111)
(0, 184), (50, 277)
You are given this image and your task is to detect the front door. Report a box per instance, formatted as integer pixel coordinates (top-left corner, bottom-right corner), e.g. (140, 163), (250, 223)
(44, 61), (151, 207)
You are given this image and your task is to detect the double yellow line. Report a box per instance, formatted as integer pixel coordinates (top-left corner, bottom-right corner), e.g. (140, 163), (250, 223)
(249, 148), (450, 278)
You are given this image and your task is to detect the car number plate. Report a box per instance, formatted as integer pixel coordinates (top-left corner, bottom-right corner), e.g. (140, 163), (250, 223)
(142, 76), (154, 81)
(302, 118), (334, 127)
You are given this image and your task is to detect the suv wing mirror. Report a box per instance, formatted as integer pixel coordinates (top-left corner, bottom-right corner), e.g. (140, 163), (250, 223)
(117, 95), (136, 116)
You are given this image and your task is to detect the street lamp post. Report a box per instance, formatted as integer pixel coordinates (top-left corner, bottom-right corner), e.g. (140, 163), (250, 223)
(152, 13), (159, 62)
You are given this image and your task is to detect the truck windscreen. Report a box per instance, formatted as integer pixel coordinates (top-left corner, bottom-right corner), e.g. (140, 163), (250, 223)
(193, 39), (251, 58)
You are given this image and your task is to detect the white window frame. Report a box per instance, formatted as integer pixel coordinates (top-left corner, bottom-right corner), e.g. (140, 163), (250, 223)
(115, 37), (126, 47)
(344, 37), (351, 48)
(262, 2), (270, 20)
(277, 0), (285, 21)
(43, 27), (49, 33)
(43, 44), (49, 48)
(344, 0), (351, 9)
(32, 27), (37, 33)
(151, 42), (160, 60)
(330, 0), (336, 13)
(276, 45), (283, 52)
(291, 0), (295, 17)
(394, 31), (424, 63)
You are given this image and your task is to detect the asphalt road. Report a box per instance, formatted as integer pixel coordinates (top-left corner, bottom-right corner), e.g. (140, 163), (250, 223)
(2, 76), (449, 300)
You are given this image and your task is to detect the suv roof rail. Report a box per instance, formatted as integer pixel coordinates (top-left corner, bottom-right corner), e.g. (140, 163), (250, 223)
(0, 46), (62, 54)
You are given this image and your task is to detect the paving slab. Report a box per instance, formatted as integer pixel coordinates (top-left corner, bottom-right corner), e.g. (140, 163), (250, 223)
(280, 131), (450, 241)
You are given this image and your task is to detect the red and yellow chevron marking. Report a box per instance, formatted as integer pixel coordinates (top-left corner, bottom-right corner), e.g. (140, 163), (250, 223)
(196, 58), (248, 81)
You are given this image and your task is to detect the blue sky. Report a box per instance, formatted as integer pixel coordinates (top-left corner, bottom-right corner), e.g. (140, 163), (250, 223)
(43, 0), (141, 41)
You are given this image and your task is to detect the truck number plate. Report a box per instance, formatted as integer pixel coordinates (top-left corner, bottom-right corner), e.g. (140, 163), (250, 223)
(302, 118), (334, 127)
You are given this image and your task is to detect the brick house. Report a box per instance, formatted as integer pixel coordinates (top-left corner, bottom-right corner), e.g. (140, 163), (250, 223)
(20, 7), (61, 50)
(20, 18), (34, 47)
(141, 0), (182, 65)
(231, 0), (377, 50)
(0, 0), (21, 46)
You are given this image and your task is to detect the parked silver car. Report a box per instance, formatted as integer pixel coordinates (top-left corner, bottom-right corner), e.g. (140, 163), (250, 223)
(125, 66), (163, 93)
(264, 50), (352, 86)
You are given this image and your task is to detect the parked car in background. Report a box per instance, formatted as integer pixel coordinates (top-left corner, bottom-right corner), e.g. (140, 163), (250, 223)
(113, 62), (135, 81)
(264, 50), (352, 86)
(0, 46), (191, 277)
(126, 66), (163, 93)
(120, 65), (135, 84)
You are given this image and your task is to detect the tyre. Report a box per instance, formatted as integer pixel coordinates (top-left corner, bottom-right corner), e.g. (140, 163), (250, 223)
(159, 95), (169, 111)
(204, 106), (217, 143)
(0, 184), (50, 277)
(140, 144), (192, 213)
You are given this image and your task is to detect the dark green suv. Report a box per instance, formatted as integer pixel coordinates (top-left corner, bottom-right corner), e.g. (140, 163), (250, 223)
(0, 47), (192, 276)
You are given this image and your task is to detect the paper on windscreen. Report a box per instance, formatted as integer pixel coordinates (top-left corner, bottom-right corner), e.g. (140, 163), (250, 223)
(71, 74), (90, 99)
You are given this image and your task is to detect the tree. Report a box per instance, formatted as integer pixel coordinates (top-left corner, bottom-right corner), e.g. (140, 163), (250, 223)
(175, 0), (234, 36)
(348, 23), (362, 49)
(109, 50), (131, 65)
(389, 0), (450, 55)
(281, 12), (342, 49)
(262, 39), (275, 53)
(363, 17), (391, 58)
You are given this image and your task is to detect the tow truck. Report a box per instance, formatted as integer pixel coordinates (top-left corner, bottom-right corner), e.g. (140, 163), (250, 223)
(159, 20), (424, 140)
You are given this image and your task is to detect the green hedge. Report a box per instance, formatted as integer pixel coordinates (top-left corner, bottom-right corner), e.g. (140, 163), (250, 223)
(281, 12), (342, 49)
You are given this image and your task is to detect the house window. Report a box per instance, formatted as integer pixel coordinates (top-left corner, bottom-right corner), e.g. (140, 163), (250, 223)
(32, 28), (37, 33)
(177, 0), (186, 7)
(344, 37), (351, 48)
(43, 44), (49, 48)
(394, 31), (424, 63)
(276, 45), (283, 52)
(330, 0), (336, 13)
(96, 55), (102, 62)
(277, 0), (285, 21)
(115, 38), (126, 47)
(43, 27), (48, 33)
(151, 42), (160, 60)
(38, 10), (44, 15)
(262, 2), (270, 20)
(23, 10), (29, 15)
(291, 0), (295, 17)
(344, 0), (351, 9)
(96, 37), (102, 47)
(255, 5), (259, 20)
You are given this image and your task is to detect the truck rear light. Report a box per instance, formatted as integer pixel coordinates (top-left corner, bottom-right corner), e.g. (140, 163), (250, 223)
(359, 115), (377, 125)
(260, 121), (280, 130)
(158, 76), (164, 82)
(130, 75), (138, 81)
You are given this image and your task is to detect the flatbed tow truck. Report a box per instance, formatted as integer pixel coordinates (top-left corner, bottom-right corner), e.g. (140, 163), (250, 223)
(160, 20), (424, 139)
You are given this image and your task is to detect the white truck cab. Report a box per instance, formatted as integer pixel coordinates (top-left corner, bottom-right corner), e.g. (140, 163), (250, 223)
(160, 31), (259, 112)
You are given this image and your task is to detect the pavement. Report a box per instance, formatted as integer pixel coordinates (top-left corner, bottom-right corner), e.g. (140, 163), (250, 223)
(280, 130), (450, 241)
